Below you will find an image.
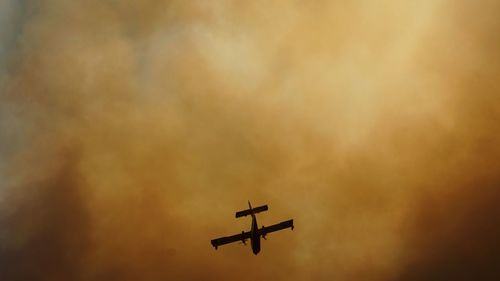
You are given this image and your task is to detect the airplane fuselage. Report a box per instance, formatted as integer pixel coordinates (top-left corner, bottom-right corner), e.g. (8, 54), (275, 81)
(250, 209), (261, 255)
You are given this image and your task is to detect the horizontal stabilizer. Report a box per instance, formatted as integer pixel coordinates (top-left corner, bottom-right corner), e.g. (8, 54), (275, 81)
(235, 205), (268, 218)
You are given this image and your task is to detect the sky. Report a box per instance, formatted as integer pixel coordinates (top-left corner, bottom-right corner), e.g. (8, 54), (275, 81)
(1, 1), (500, 280)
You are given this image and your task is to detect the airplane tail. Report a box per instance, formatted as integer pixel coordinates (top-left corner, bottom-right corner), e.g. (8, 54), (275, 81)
(235, 202), (268, 218)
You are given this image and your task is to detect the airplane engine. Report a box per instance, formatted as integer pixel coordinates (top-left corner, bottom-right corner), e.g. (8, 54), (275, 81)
(241, 231), (247, 245)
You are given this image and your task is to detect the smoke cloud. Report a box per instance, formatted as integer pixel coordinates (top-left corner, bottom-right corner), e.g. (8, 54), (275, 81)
(1, 1), (500, 280)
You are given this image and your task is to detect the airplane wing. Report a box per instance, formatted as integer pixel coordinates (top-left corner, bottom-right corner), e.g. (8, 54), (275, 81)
(211, 231), (252, 249)
(258, 219), (294, 236)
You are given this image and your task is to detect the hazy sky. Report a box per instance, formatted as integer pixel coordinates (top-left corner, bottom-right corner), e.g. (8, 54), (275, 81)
(1, 1), (500, 281)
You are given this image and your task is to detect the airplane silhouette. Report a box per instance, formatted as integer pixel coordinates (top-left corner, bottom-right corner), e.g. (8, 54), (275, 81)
(211, 201), (294, 255)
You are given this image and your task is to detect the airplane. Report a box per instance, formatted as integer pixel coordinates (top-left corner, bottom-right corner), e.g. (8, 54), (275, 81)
(210, 201), (294, 255)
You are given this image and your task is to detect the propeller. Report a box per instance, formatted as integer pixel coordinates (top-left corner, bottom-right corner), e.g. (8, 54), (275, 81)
(262, 225), (267, 240)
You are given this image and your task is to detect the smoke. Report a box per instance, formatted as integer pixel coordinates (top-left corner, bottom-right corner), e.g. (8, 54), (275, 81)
(1, 1), (500, 280)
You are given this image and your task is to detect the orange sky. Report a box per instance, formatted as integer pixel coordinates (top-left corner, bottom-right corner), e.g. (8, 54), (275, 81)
(1, 1), (500, 280)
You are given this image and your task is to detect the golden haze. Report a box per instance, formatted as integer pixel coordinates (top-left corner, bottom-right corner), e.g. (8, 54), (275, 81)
(1, 1), (500, 280)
